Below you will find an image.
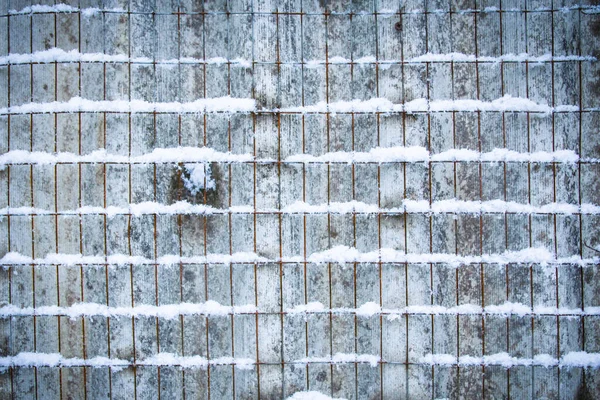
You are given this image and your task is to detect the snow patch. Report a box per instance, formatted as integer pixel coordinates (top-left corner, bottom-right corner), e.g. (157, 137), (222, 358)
(296, 353), (380, 367)
(0, 96), (256, 115)
(0, 301), (256, 319)
(287, 391), (346, 400)
(281, 95), (578, 114)
(8, 4), (125, 15)
(0, 147), (580, 170)
(420, 352), (600, 368)
(183, 163), (215, 194)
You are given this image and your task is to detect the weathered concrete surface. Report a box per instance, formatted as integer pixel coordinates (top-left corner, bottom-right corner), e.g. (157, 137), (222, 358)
(0, 0), (599, 398)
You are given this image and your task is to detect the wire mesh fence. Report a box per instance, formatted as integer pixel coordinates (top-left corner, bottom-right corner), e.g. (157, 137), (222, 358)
(1, 0), (599, 399)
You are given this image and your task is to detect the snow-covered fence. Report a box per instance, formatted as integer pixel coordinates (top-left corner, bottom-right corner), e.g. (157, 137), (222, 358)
(1, 0), (599, 399)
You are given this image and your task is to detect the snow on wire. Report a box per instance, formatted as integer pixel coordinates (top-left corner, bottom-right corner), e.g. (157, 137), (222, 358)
(0, 95), (584, 115)
(0, 146), (581, 170)
(2, 300), (598, 319)
(1, 246), (598, 268)
(0, 48), (595, 67)
(1, 199), (599, 217)
(2, 351), (599, 370)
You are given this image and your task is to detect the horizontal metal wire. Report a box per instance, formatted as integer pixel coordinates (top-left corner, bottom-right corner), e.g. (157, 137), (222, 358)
(1, 352), (598, 369)
(2, 305), (598, 318)
(2, 59), (594, 67)
(4, 160), (599, 166)
(2, 109), (597, 115)
(2, 6), (600, 18)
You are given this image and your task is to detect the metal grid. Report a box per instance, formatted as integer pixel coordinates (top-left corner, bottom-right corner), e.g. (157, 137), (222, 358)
(1, 0), (599, 399)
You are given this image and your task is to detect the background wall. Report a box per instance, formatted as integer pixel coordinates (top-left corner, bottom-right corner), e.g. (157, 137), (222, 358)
(1, 0), (600, 398)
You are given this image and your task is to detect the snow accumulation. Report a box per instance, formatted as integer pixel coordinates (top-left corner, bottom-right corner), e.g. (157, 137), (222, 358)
(2, 246), (598, 268)
(0, 146), (579, 169)
(420, 352), (600, 368)
(0, 147), (253, 169)
(303, 53), (596, 67)
(0, 251), (269, 267)
(0, 96), (256, 115)
(284, 301), (599, 318)
(2, 199), (598, 217)
(296, 353), (380, 367)
(304, 245), (599, 266)
(182, 163), (216, 194)
(8, 4), (125, 15)
(139, 354), (254, 370)
(287, 392), (346, 400)
(0, 353), (129, 370)
(7, 4), (124, 15)
(0, 96), (579, 116)
(0, 301), (257, 319)
(0, 48), (253, 67)
(2, 300), (597, 319)
(0, 353), (254, 370)
(280, 95), (578, 113)
(1, 48), (595, 67)
(1, 351), (598, 370)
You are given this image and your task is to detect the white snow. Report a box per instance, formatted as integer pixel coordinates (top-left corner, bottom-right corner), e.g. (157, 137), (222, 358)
(8, 5), (125, 16)
(301, 53), (596, 67)
(280, 95), (579, 114)
(281, 301), (598, 318)
(0, 147), (253, 170)
(2, 246), (597, 269)
(140, 353), (254, 370)
(0, 48), (252, 67)
(560, 352), (600, 368)
(285, 146), (430, 163)
(0, 352), (128, 369)
(0, 96), (256, 115)
(3, 300), (595, 319)
(287, 302), (327, 314)
(420, 352), (600, 368)
(0, 352), (254, 370)
(2, 350), (597, 370)
(304, 245), (598, 267)
(182, 163), (216, 194)
(9, 4), (79, 14)
(3, 199), (597, 218)
(0, 300), (257, 319)
(1, 146), (578, 170)
(296, 353), (380, 367)
(0, 251), (269, 267)
(355, 302), (382, 317)
(409, 52), (596, 63)
(286, 392), (346, 400)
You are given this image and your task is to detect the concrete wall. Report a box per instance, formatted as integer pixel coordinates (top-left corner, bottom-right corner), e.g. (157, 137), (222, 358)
(1, 0), (599, 398)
